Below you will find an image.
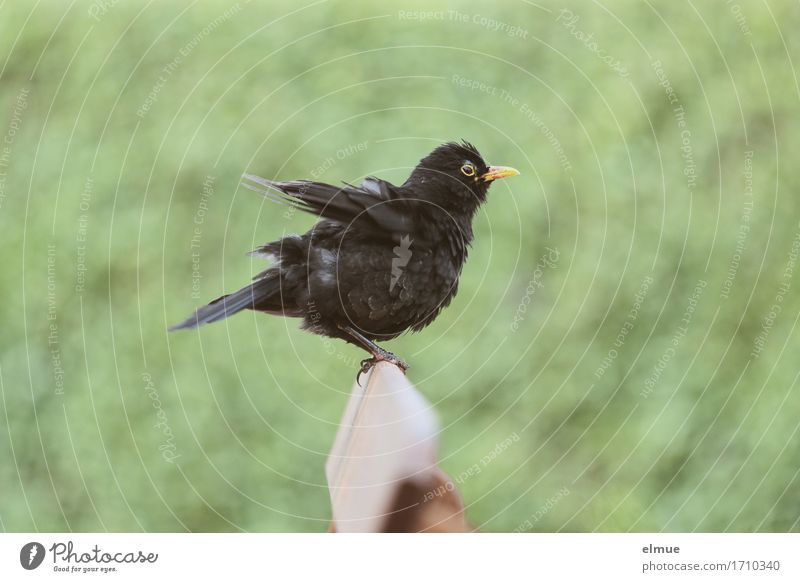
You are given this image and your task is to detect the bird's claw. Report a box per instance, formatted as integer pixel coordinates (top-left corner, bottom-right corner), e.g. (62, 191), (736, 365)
(356, 353), (409, 386)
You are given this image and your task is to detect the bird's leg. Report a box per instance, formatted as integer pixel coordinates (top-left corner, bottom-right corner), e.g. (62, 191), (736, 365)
(337, 324), (409, 384)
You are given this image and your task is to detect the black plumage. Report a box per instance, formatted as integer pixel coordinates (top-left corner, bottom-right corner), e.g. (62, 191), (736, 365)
(171, 141), (519, 377)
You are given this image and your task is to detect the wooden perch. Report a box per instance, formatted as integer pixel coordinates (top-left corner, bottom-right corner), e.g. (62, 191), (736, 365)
(325, 362), (471, 532)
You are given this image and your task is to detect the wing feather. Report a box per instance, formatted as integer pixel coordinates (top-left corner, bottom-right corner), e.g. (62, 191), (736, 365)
(241, 174), (415, 236)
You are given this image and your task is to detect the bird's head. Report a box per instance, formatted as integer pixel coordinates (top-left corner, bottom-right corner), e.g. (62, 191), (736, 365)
(405, 141), (519, 213)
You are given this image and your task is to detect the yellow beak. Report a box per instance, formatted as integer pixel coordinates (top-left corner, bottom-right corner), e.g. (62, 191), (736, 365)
(482, 165), (520, 182)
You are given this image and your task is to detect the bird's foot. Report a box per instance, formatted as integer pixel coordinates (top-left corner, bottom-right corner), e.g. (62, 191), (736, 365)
(356, 349), (409, 386)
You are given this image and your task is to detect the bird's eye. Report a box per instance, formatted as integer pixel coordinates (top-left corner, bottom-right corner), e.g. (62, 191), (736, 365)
(460, 163), (476, 177)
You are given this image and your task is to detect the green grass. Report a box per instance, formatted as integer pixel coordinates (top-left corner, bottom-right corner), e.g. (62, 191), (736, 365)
(1, 0), (799, 532)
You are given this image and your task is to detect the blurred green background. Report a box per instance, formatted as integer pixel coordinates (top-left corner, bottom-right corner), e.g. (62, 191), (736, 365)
(1, 0), (798, 532)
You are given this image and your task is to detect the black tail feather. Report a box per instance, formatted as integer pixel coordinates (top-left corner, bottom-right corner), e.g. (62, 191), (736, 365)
(169, 277), (279, 331)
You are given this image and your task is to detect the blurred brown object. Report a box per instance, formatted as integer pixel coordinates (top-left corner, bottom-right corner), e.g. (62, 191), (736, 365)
(326, 363), (471, 532)
(382, 468), (472, 532)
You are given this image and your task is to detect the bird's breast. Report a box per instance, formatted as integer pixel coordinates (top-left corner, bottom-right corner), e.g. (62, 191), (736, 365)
(303, 222), (469, 338)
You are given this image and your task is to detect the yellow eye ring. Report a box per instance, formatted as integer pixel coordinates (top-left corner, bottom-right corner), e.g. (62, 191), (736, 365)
(461, 163), (476, 177)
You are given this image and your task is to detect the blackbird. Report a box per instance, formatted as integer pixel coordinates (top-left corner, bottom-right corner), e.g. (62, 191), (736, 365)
(171, 141), (519, 378)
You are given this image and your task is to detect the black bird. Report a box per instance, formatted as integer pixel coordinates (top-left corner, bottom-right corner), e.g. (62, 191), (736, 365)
(171, 141), (519, 378)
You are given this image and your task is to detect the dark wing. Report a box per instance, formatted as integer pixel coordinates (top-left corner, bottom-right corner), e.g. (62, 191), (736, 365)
(242, 174), (415, 236)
